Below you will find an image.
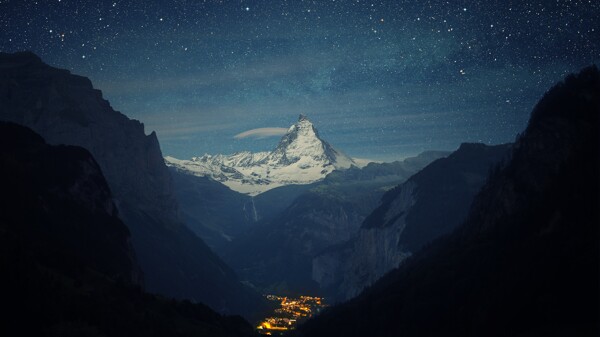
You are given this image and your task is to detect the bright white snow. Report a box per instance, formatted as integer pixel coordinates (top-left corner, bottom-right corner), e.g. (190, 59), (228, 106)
(165, 115), (357, 195)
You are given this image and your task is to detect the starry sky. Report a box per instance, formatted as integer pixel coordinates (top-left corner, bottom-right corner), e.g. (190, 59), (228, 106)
(1, 0), (599, 161)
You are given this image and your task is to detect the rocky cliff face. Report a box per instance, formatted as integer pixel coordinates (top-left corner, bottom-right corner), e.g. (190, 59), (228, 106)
(0, 52), (263, 317)
(222, 151), (447, 293)
(311, 184), (415, 299)
(0, 121), (141, 284)
(0, 52), (176, 218)
(0, 124), (257, 337)
(301, 66), (600, 337)
(313, 143), (511, 301)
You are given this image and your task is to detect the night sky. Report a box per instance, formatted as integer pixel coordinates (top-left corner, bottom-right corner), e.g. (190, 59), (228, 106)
(1, 1), (598, 161)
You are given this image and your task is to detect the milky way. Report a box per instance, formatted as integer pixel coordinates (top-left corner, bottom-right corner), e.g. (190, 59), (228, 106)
(1, 0), (598, 160)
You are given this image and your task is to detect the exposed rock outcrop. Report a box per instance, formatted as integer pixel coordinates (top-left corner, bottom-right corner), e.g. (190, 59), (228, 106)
(0, 51), (263, 317)
(301, 65), (600, 337)
(0, 121), (141, 284)
(313, 143), (511, 301)
(166, 114), (355, 195)
(221, 151), (448, 293)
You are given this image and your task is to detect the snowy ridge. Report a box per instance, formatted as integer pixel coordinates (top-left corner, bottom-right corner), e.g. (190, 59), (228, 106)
(165, 114), (357, 195)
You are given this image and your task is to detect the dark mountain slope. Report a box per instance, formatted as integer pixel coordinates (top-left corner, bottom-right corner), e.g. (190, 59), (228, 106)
(222, 151), (447, 294)
(169, 169), (254, 249)
(0, 51), (264, 317)
(0, 122), (256, 337)
(364, 143), (512, 252)
(313, 142), (511, 301)
(169, 166), (317, 254)
(301, 66), (599, 337)
(0, 121), (140, 285)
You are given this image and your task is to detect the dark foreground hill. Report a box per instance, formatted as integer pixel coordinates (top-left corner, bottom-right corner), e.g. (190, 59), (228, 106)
(301, 66), (600, 337)
(0, 122), (256, 337)
(0, 51), (264, 317)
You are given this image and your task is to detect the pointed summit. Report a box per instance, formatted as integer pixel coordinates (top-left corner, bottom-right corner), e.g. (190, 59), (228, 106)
(264, 114), (354, 169)
(166, 115), (355, 195)
(294, 114), (315, 134)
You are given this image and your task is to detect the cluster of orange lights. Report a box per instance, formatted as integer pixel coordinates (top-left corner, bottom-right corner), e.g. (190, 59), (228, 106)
(256, 295), (326, 335)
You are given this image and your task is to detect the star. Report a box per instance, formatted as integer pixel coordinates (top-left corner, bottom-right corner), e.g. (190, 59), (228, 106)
(0, 0), (597, 160)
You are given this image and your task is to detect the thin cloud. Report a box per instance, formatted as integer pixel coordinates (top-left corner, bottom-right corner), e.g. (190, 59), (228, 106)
(234, 127), (288, 139)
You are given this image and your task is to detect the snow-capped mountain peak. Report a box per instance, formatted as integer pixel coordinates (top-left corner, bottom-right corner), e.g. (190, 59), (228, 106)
(262, 114), (353, 169)
(165, 115), (356, 195)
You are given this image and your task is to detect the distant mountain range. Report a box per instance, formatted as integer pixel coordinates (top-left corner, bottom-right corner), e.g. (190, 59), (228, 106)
(166, 114), (356, 195)
(167, 115), (449, 293)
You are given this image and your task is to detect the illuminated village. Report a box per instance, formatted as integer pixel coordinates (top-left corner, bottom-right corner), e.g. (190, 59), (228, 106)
(256, 295), (326, 335)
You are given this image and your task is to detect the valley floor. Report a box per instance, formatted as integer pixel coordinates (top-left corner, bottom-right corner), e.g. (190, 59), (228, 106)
(256, 294), (326, 335)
